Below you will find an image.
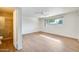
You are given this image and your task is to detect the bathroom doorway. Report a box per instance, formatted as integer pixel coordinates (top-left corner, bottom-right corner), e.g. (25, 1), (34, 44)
(0, 8), (16, 52)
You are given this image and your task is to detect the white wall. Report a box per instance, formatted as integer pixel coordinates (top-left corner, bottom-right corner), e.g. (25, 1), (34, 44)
(13, 8), (23, 50)
(40, 11), (79, 39)
(22, 10), (79, 39)
(22, 17), (40, 34)
(75, 11), (79, 39)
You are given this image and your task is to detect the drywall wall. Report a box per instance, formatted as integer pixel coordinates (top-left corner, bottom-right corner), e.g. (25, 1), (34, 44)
(75, 11), (79, 39)
(22, 17), (40, 34)
(13, 8), (23, 50)
(40, 11), (79, 39)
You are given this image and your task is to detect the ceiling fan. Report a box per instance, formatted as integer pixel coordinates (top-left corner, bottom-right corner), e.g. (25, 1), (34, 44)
(35, 9), (49, 16)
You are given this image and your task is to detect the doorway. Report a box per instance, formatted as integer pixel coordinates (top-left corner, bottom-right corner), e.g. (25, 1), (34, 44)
(0, 8), (16, 52)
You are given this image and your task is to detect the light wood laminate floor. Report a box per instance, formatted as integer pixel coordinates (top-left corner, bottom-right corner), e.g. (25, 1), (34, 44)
(20, 32), (79, 52)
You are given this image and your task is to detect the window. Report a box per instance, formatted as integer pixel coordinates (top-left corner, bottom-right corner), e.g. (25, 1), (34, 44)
(47, 17), (63, 25)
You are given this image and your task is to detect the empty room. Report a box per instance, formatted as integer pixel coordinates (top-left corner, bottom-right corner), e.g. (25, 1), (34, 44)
(0, 7), (79, 52)
(1, 0), (79, 59)
(21, 7), (79, 52)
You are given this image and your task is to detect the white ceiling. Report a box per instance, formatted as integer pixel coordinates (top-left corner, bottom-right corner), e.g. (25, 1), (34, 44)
(22, 7), (79, 18)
